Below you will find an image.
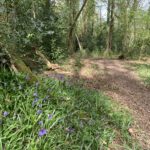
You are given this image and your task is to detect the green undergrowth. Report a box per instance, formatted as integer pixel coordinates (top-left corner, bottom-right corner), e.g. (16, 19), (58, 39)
(73, 50), (120, 59)
(0, 71), (140, 149)
(131, 63), (150, 86)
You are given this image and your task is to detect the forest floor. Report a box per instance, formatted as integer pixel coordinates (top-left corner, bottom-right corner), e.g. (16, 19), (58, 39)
(43, 58), (150, 149)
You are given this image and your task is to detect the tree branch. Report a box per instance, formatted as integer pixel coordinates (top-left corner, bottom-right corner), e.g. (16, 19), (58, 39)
(70, 0), (88, 31)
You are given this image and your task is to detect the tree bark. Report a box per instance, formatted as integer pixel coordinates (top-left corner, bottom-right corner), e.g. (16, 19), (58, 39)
(123, 3), (128, 52)
(67, 0), (88, 54)
(8, 48), (37, 83)
(35, 50), (59, 70)
(75, 33), (83, 51)
(107, 0), (110, 25)
(106, 0), (115, 52)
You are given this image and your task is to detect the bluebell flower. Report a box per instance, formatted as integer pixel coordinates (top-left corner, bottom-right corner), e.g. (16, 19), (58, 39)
(38, 104), (42, 108)
(33, 92), (38, 97)
(48, 114), (53, 120)
(32, 102), (35, 107)
(32, 98), (39, 107)
(45, 96), (49, 99)
(3, 111), (9, 117)
(34, 97), (39, 102)
(37, 110), (42, 115)
(38, 121), (43, 126)
(38, 129), (47, 137)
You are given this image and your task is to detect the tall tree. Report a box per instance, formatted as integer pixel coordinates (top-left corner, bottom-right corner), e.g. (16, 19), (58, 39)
(106, 0), (115, 52)
(82, 0), (95, 34)
(67, 0), (88, 54)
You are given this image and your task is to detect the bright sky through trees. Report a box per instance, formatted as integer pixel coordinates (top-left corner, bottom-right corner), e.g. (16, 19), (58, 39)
(95, 0), (150, 20)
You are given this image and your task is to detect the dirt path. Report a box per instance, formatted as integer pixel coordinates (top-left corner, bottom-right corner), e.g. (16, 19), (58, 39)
(44, 58), (150, 149)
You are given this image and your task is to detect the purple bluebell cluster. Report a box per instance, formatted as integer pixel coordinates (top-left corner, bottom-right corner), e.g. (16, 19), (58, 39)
(31, 81), (62, 138)
(48, 114), (53, 120)
(38, 121), (43, 126)
(33, 92), (38, 97)
(32, 97), (39, 107)
(37, 110), (42, 115)
(38, 129), (47, 137)
(32, 85), (51, 137)
(3, 111), (9, 117)
(32, 89), (38, 105)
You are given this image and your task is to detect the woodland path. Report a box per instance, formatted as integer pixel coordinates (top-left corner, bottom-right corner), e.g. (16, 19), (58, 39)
(44, 58), (150, 149)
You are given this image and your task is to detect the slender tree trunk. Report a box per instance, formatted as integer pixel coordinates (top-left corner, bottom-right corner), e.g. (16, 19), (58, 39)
(75, 33), (83, 51)
(67, 0), (88, 54)
(106, 0), (115, 51)
(122, 3), (128, 52)
(107, 0), (110, 25)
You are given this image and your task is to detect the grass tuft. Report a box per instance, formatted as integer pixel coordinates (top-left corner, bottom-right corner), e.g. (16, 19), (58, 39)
(131, 63), (150, 86)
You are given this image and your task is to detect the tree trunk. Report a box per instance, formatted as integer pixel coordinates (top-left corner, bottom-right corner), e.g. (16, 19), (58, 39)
(35, 50), (59, 70)
(8, 48), (37, 83)
(106, 0), (115, 52)
(122, 1), (129, 52)
(67, 0), (88, 54)
(75, 33), (83, 51)
(107, 0), (110, 25)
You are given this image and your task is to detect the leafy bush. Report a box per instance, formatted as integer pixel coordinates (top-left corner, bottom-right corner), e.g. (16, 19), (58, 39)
(1, 0), (67, 61)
